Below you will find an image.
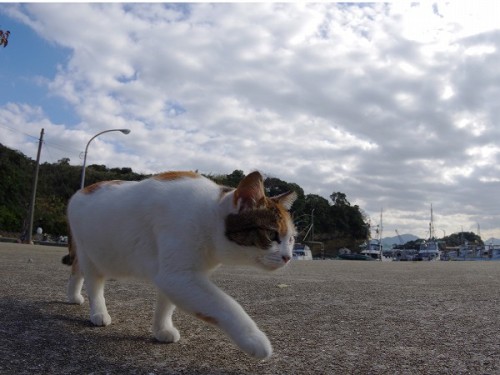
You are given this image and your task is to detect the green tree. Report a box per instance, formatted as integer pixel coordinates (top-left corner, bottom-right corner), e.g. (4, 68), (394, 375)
(329, 192), (368, 246)
(264, 176), (305, 213)
(209, 170), (245, 187)
(0, 144), (32, 233)
(0, 143), (371, 248)
(443, 232), (483, 247)
(301, 194), (331, 236)
(330, 192), (350, 207)
(34, 195), (67, 236)
(224, 170), (245, 187)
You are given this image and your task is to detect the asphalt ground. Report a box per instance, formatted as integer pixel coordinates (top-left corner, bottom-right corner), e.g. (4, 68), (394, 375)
(0, 242), (499, 374)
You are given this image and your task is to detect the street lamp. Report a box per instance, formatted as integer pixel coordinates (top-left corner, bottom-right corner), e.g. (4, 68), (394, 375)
(80, 128), (131, 189)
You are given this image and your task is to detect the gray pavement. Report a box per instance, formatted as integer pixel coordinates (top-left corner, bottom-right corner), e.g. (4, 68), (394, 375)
(0, 242), (499, 374)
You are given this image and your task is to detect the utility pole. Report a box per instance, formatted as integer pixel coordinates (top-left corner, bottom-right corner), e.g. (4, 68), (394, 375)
(26, 128), (44, 244)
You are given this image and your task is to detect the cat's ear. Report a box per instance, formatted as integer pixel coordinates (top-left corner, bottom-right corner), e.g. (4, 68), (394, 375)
(271, 191), (297, 211)
(233, 171), (266, 211)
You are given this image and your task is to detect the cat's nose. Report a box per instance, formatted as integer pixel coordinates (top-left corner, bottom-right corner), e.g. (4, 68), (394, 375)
(282, 255), (291, 263)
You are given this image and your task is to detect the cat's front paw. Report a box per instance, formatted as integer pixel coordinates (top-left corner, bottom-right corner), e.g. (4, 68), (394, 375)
(90, 312), (112, 326)
(154, 327), (180, 343)
(237, 329), (273, 359)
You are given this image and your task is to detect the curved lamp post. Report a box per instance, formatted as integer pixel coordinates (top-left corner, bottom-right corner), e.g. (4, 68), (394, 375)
(80, 128), (131, 189)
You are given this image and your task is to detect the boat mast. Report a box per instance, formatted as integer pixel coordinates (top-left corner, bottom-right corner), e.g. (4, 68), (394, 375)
(379, 208), (383, 258)
(429, 204), (435, 240)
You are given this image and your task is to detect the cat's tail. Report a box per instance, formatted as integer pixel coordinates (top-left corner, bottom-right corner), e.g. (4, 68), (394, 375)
(61, 226), (76, 266)
(61, 253), (73, 265)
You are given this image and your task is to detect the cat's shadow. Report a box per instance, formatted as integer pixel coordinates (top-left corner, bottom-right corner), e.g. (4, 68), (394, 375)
(1, 297), (253, 374)
(44, 300), (94, 326)
(45, 300), (158, 341)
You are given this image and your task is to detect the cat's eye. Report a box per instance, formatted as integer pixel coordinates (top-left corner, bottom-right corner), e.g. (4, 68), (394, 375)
(268, 230), (281, 244)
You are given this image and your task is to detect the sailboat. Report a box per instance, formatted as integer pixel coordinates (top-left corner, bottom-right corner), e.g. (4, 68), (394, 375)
(416, 204), (441, 261)
(360, 209), (391, 261)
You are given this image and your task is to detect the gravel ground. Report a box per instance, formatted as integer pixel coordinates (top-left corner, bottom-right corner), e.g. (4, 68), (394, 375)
(0, 242), (499, 375)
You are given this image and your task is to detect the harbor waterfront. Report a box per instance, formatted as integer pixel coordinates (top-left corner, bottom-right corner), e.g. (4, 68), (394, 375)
(1, 242), (499, 374)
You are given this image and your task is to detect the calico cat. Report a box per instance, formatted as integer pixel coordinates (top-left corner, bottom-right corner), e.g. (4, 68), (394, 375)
(63, 171), (297, 359)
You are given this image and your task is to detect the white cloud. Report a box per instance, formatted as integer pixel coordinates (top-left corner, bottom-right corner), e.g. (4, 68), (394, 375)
(2, 2), (500, 239)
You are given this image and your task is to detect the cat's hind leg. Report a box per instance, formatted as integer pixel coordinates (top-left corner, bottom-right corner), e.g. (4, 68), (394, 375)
(85, 274), (111, 326)
(80, 256), (111, 326)
(153, 291), (180, 343)
(64, 239), (84, 304)
(66, 266), (84, 305)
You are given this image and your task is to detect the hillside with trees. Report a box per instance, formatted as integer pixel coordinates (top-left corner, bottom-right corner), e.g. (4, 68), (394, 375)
(392, 231), (483, 251)
(0, 143), (369, 256)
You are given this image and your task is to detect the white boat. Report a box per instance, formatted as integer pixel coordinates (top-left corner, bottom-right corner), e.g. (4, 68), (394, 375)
(418, 240), (441, 261)
(416, 204), (441, 261)
(293, 243), (313, 260)
(442, 242), (500, 261)
(393, 248), (419, 261)
(485, 244), (500, 260)
(360, 209), (392, 261)
(360, 239), (383, 260)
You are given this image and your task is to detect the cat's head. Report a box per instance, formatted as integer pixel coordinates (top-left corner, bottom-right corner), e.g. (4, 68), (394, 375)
(223, 171), (297, 271)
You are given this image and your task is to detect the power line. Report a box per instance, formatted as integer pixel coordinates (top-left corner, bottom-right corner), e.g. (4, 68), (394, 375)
(0, 123), (82, 156)
(43, 139), (81, 156)
(0, 123), (40, 141)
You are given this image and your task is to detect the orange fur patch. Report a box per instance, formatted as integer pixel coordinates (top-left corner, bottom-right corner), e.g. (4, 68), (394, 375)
(81, 180), (124, 194)
(265, 198), (291, 237)
(195, 312), (218, 325)
(153, 171), (200, 181)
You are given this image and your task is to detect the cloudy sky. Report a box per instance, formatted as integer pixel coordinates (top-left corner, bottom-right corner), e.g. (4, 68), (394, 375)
(1, 2), (500, 241)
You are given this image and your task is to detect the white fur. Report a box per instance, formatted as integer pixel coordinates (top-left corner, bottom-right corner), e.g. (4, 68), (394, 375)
(66, 174), (296, 359)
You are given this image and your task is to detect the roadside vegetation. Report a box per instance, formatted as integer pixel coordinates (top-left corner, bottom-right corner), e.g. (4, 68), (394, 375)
(0, 143), (368, 256)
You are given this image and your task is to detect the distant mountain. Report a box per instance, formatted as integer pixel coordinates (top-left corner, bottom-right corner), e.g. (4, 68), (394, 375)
(381, 234), (419, 247)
